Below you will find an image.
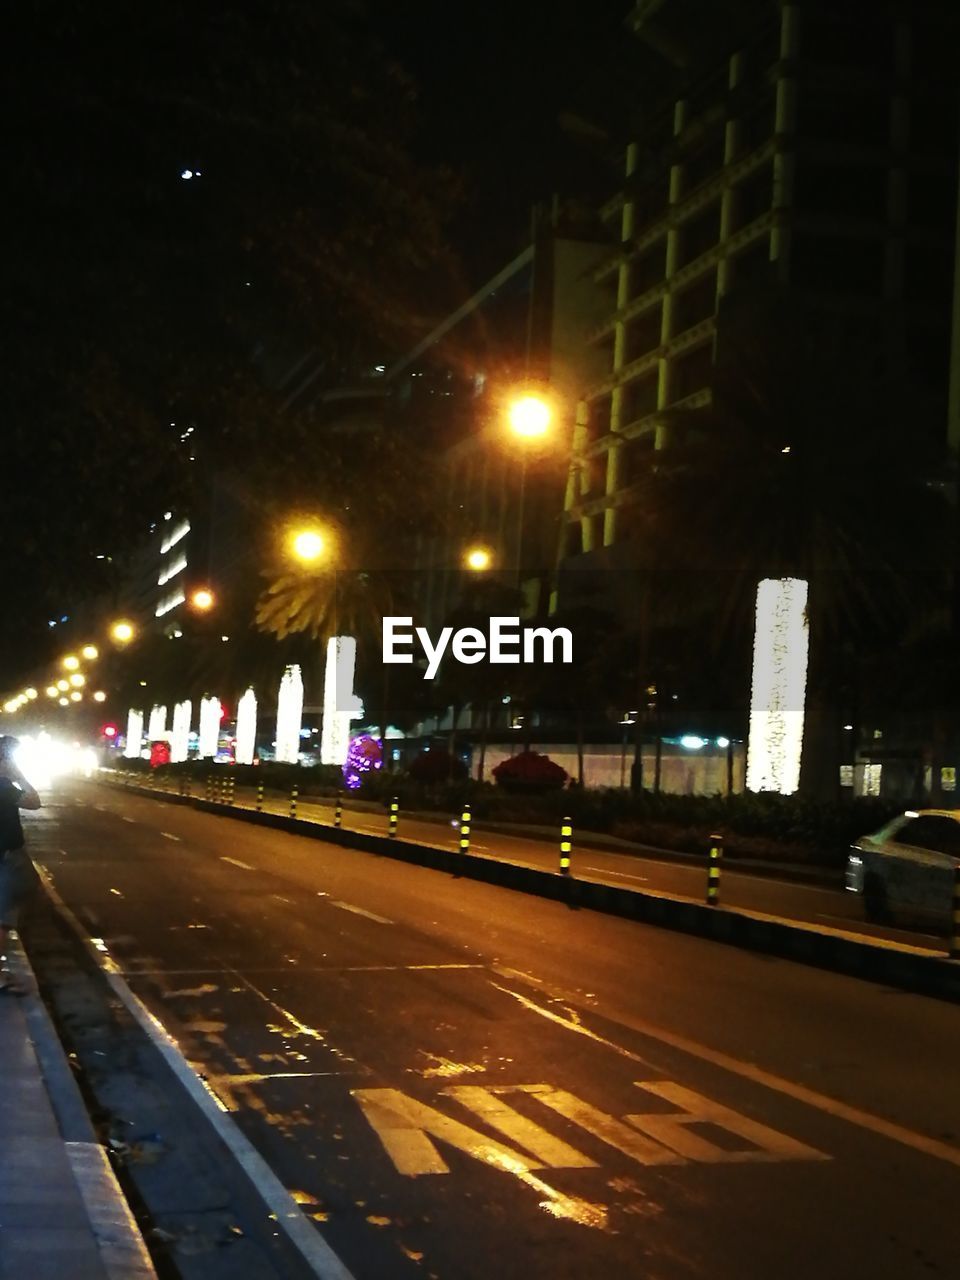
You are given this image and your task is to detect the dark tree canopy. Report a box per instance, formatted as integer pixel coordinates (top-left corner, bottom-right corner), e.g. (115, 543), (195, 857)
(4, 0), (456, 673)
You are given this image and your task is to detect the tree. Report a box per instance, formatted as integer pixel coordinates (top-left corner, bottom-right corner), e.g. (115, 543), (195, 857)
(624, 293), (950, 796)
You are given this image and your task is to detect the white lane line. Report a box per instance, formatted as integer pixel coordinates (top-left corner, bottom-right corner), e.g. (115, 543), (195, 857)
(492, 966), (960, 1171)
(121, 816), (137, 824)
(329, 900), (393, 925)
(220, 856), (255, 871)
(160, 831), (182, 842)
(583, 867), (649, 883)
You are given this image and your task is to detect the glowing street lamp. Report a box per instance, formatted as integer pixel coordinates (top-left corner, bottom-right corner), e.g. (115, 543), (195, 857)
(191, 587), (215, 611)
(465, 546), (493, 572)
(93, 690), (107, 703)
(58, 697), (69, 707)
(111, 620), (135, 644)
(24, 688), (38, 700)
(56, 679), (69, 692)
(69, 691), (82, 703)
(81, 644), (99, 661)
(289, 528), (326, 564)
(45, 686), (58, 699)
(69, 673), (85, 688)
(507, 392), (551, 440)
(62, 654), (80, 671)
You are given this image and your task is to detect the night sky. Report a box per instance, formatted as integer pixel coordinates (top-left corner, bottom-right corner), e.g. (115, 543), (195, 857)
(4, 0), (639, 678)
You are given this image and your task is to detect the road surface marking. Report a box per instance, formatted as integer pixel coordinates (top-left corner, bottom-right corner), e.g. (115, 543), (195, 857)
(511, 1085), (680, 1166)
(329, 901), (393, 925)
(121, 816), (136, 824)
(492, 966), (960, 1170)
(352, 1087), (547, 1176)
(583, 867), (649, 883)
(627, 1081), (827, 1163)
(443, 1087), (598, 1168)
(160, 831), (181, 841)
(220, 856), (255, 870)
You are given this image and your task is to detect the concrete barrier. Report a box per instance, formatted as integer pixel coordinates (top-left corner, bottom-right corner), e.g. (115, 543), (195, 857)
(104, 777), (960, 1003)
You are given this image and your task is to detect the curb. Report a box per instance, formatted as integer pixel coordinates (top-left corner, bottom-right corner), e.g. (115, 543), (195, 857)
(10, 932), (158, 1280)
(104, 778), (960, 1003)
(35, 868), (357, 1280)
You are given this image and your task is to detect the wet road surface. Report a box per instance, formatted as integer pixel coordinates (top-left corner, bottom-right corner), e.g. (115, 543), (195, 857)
(23, 782), (960, 1279)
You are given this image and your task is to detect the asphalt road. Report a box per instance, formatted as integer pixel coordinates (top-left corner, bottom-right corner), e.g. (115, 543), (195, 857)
(24, 780), (960, 1280)
(125, 771), (944, 950)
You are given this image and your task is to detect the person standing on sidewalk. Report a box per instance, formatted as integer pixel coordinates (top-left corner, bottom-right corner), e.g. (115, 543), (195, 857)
(0, 736), (41, 993)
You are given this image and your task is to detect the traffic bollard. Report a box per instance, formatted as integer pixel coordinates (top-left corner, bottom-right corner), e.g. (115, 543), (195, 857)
(950, 864), (960, 959)
(388, 797), (399, 838)
(205, 775), (211, 801)
(706, 833), (722, 906)
(256, 782), (264, 813)
(334, 791), (343, 828)
(559, 817), (572, 875)
(227, 775), (235, 806)
(290, 785), (298, 819)
(459, 804), (471, 855)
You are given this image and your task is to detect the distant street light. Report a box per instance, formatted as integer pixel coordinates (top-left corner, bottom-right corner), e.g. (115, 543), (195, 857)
(93, 691), (107, 703)
(62, 654), (80, 671)
(45, 686), (58, 699)
(58, 696), (69, 707)
(24, 688), (37, 700)
(56, 679), (69, 692)
(81, 644), (99, 661)
(69, 691), (82, 703)
(465, 546), (493, 572)
(191, 587), (215, 610)
(69, 673), (85, 688)
(110, 620), (135, 644)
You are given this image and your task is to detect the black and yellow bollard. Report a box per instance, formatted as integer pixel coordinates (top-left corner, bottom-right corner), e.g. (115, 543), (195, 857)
(950, 863), (960, 959)
(459, 804), (471, 855)
(256, 781), (264, 813)
(227, 775), (235, 806)
(290, 784), (298, 819)
(559, 817), (572, 875)
(333, 791), (343, 828)
(706, 833), (722, 906)
(388, 796), (399, 838)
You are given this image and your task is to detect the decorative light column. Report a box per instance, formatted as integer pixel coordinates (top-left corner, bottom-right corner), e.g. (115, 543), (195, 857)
(198, 695), (221, 759)
(235, 688), (257, 765)
(124, 708), (144, 759)
(746, 578), (809, 795)
(147, 704), (168, 743)
(170, 700), (192, 762)
(275, 665), (304, 763)
(320, 637), (364, 766)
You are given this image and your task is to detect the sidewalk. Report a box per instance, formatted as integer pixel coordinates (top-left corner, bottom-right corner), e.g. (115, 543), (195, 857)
(0, 934), (155, 1280)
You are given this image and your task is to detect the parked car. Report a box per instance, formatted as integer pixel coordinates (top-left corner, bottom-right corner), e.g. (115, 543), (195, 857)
(846, 808), (960, 928)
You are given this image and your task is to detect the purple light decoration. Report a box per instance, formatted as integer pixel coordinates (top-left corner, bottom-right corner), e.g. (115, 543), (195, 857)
(342, 734), (383, 790)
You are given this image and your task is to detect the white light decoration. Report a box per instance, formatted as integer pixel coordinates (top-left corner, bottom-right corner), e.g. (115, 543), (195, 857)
(170, 699), (192, 762)
(320, 636), (364, 766)
(124, 708), (144, 759)
(147, 704), (168, 743)
(275, 665), (304, 763)
(235, 688), (257, 765)
(198, 695), (221, 759)
(746, 578), (809, 795)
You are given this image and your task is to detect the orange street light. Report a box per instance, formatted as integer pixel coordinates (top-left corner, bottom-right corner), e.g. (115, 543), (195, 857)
(81, 644), (99, 661)
(506, 392), (551, 441)
(289, 528), (326, 563)
(62, 654), (80, 671)
(191, 587), (215, 611)
(110, 620), (135, 644)
(465, 546), (493, 572)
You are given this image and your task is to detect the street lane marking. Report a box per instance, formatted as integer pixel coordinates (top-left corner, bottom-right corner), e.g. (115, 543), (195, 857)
(626, 1081), (827, 1164)
(352, 1087), (547, 1176)
(492, 966), (960, 1170)
(509, 1086), (680, 1166)
(220, 856), (255, 870)
(121, 816), (136, 824)
(442, 1087), (598, 1168)
(355, 1080), (824, 1180)
(329, 901), (393, 925)
(583, 867), (649, 883)
(160, 831), (182, 842)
